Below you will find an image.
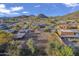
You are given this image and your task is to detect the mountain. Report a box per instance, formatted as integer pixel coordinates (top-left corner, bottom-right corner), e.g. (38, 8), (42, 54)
(1, 10), (79, 21)
(55, 11), (79, 21)
(37, 14), (48, 18)
(0, 17), (10, 20)
(63, 11), (79, 20)
(0, 14), (49, 20)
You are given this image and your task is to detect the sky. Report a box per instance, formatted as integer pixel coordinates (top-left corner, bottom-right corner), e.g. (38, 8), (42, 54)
(0, 3), (79, 17)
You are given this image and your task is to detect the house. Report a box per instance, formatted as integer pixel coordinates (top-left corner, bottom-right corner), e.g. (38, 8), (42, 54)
(19, 29), (29, 33)
(59, 29), (79, 38)
(58, 22), (79, 29)
(7, 22), (17, 27)
(0, 19), (4, 24)
(57, 22), (79, 38)
(14, 32), (26, 39)
(3, 29), (16, 33)
(0, 24), (9, 30)
(14, 29), (35, 39)
(35, 32), (49, 49)
(56, 22), (79, 48)
(38, 24), (48, 28)
(58, 23), (68, 29)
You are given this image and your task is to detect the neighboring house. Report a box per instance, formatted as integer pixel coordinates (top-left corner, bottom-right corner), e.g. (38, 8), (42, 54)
(59, 29), (79, 38)
(58, 23), (79, 29)
(3, 29), (16, 33)
(35, 32), (49, 49)
(38, 24), (48, 28)
(7, 22), (17, 27)
(14, 32), (26, 39)
(57, 23), (79, 47)
(14, 29), (35, 39)
(19, 29), (29, 33)
(58, 23), (68, 29)
(0, 19), (4, 24)
(0, 24), (9, 30)
(57, 23), (79, 38)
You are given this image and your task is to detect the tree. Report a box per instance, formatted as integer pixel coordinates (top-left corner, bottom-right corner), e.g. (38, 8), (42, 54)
(0, 44), (8, 56)
(6, 39), (39, 56)
(19, 39), (39, 56)
(44, 26), (51, 32)
(26, 38), (36, 55)
(7, 40), (33, 56)
(60, 46), (74, 56)
(0, 31), (13, 55)
(45, 40), (74, 56)
(73, 47), (79, 56)
(19, 47), (32, 56)
(7, 40), (21, 56)
(31, 26), (39, 30)
(45, 40), (62, 56)
(0, 30), (13, 44)
(26, 38), (40, 55)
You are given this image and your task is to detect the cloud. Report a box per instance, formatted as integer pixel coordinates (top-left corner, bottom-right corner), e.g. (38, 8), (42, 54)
(63, 3), (79, 7)
(0, 9), (10, 14)
(22, 11), (29, 14)
(11, 6), (23, 11)
(0, 4), (23, 15)
(63, 3), (79, 13)
(0, 4), (23, 16)
(0, 4), (11, 14)
(34, 5), (40, 7)
(0, 4), (5, 8)
(11, 12), (20, 15)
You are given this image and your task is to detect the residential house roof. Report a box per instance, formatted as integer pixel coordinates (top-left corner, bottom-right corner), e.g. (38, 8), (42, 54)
(60, 29), (79, 33)
(14, 32), (26, 39)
